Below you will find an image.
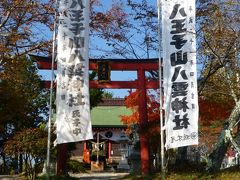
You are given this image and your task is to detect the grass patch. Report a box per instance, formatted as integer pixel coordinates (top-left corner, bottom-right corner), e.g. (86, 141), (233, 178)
(122, 166), (240, 180)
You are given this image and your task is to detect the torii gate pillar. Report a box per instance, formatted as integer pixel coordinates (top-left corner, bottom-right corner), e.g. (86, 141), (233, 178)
(56, 143), (68, 175)
(137, 69), (150, 174)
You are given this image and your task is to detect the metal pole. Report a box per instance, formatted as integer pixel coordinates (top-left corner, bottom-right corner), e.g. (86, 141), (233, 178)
(157, 0), (165, 177)
(46, 2), (58, 177)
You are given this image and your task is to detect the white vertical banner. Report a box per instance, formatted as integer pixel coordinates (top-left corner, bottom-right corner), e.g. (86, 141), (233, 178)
(56, 0), (93, 144)
(162, 0), (198, 149)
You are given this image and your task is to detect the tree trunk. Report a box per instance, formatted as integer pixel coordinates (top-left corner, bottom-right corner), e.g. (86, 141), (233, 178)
(206, 125), (230, 172)
(19, 154), (23, 173)
(207, 100), (240, 172)
(3, 154), (6, 174)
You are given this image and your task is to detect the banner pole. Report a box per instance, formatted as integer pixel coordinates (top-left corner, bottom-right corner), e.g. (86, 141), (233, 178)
(157, 0), (165, 177)
(46, 1), (58, 178)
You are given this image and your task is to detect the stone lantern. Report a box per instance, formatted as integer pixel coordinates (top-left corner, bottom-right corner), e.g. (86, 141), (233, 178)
(117, 130), (130, 171)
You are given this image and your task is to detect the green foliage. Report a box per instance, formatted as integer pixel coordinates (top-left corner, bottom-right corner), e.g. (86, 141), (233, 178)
(4, 128), (49, 180)
(90, 88), (104, 109)
(102, 91), (114, 99)
(4, 128), (47, 158)
(89, 71), (104, 109)
(0, 56), (49, 133)
(66, 160), (86, 173)
(0, 56), (49, 176)
(34, 162), (44, 175)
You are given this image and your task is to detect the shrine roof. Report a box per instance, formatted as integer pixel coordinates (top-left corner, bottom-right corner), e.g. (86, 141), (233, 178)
(91, 105), (131, 127)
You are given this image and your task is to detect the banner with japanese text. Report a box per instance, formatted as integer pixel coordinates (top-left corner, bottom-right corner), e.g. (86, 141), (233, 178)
(56, 0), (93, 144)
(162, 0), (198, 149)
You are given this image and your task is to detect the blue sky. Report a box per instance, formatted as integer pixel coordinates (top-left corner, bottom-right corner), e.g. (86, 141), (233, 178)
(88, 0), (159, 97)
(38, 0), (160, 98)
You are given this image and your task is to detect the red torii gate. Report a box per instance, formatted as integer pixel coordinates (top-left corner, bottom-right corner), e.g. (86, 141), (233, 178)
(33, 55), (159, 174)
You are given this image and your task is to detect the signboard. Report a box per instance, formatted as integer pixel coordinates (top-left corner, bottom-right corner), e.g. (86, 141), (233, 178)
(162, 0), (198, 149)
(56, 0), (93, 144)
(98, 61), (111, 82)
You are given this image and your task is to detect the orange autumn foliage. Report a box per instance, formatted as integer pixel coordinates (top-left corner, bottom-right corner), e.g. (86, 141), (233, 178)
(120, 90), (160, 136)
(120, 90), (234, 151)
(122, 91), (233, 128)
(198, 97), (234, 149)
(199, 97), (234, 125)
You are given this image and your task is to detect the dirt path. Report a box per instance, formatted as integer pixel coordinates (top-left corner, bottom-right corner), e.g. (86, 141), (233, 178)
(70, 172), (130, 179)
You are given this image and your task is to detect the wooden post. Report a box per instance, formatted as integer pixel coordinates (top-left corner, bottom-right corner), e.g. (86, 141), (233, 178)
(108, 140), (112, 163)
(57, 143), (68, 176)
(137, 69), (149, 174)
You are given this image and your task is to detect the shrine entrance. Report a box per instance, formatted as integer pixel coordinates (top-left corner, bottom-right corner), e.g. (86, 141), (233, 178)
(33, 55), (159, 174)
(87, 133), (107, 171)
